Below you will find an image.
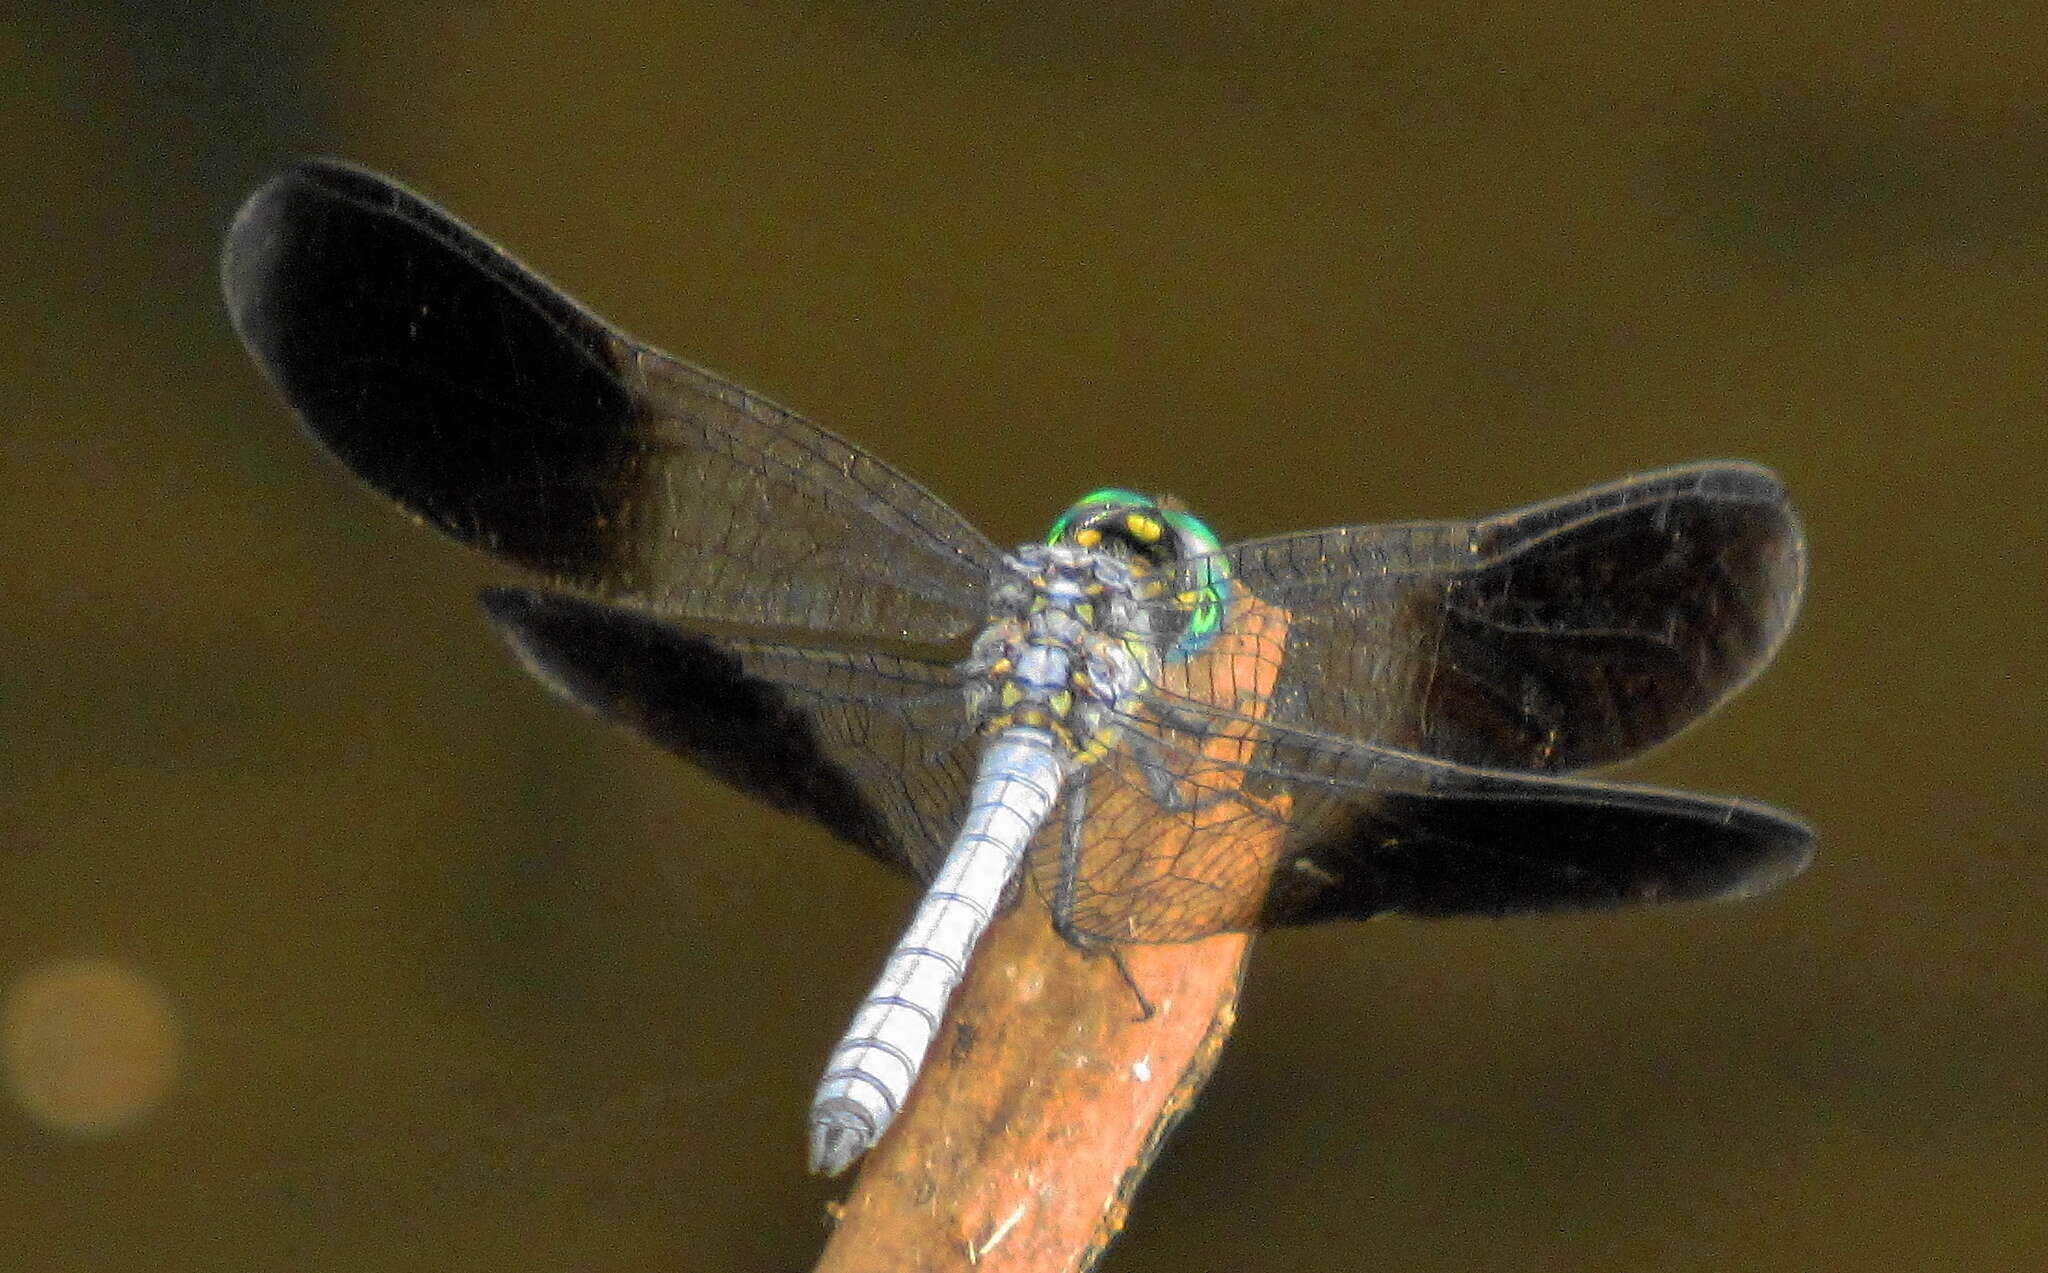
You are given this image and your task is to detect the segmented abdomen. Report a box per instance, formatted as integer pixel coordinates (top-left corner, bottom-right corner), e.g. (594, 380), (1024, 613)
(807, 727), (1069, 1175)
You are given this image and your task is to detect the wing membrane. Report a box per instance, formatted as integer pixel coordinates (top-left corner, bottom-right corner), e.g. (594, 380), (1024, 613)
(223, 160), (1000, 644)
(1035, 690), (1811, 940)
(1262, 769), (1815, 925)
(482, 588), (977, 880)
(1218, 463), (1806, 771)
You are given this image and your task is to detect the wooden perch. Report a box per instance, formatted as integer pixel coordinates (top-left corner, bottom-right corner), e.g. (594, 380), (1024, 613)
(813, 594), (1289, 1273)
(813, 894), (1253, 1273)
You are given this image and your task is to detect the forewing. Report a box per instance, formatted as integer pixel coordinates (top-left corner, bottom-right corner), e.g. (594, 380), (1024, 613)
(223, 160), (1001, 644)
(482, 588), (978, 881)
(1219, 463), (1806, 771)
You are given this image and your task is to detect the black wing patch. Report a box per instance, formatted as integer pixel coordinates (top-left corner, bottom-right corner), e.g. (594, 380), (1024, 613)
(1225, 463), (1806, 772)
(481, 588), (978, 881)
(1263, 764), (1814, 926)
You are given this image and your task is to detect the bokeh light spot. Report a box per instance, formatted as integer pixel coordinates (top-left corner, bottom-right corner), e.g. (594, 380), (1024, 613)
(4, 958), (181, 1137)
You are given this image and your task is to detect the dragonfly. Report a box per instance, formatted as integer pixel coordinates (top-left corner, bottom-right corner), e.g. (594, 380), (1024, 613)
(222, 160), (1812, 1180)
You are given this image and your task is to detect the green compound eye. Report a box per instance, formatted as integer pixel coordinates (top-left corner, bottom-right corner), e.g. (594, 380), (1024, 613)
(1159, 506), (1227, 660)
(1044, 491), (1230, 662)
(1045, 488), (1151, 546)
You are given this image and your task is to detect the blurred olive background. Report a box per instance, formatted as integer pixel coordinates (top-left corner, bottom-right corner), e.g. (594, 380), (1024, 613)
(5, 3), (2042, 1270)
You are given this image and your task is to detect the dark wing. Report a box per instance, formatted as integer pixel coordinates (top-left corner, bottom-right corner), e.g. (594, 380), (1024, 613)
(1033, 694), (1812, 940)
(223, 160), (1000, 645)
(1252, 727), (1815, 925)
(1218, 463), (1806, 772)
(481, 588), (978, 881)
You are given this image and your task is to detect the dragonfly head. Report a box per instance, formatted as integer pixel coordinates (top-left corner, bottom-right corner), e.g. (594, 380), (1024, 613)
(1044, 488), (1229, 658)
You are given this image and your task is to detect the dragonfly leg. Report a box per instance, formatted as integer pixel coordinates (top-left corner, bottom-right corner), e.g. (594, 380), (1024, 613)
(1148, 700), (1220, 737)
(1106, 947), (1156, 1022)
(1126, 727), (1236, 815)
(1050, 780), (1155, 1022)
(1049, 778), (1088, 945)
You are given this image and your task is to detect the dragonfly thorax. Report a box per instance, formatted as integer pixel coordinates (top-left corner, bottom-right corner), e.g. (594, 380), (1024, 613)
(960, 544), (1161, 766)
